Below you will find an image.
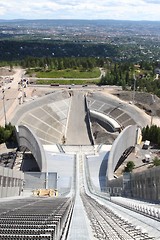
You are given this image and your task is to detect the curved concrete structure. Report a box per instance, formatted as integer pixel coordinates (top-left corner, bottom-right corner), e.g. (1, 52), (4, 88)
(12, 91), (71, 145)
(17, 125), (47, 172)
(107, 125), (138, 180)
(89, 109), (121, 132)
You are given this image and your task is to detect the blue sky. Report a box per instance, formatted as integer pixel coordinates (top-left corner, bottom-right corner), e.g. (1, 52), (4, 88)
(0, 0), (160, 21)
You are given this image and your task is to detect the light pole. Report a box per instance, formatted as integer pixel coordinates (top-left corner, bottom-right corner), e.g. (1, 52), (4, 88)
(2, 88), (7, 126)
(18, 80), (25, 105)
(21, 79), (27, 104)
(150, 114), (153, 126)
(150, 96), (156, 126)
(133, 74), (136, 104)
(150, 111), (156, 126)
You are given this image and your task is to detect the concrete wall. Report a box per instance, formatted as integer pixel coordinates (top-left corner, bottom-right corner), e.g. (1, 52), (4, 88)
(84, 96), (94, 145)
(43, 146), (75, 195)
(89, 109), (121, 132)
(107, 125), (138, 180)
(85, 145), (112, 191)
(0, 166), (24, 198)
(16, 125), (47, 172)
(24, 172), (57, 190)
(130, 166), (160, 202)
(106, 165), (160, 202)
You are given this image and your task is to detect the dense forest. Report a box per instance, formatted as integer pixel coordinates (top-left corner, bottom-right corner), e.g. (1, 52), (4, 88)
(142, 125), (160, 148)
(99, 61), (160, 98)
(0, 40), (119, 61)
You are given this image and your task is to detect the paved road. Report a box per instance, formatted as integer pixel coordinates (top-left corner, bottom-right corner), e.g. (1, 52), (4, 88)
(0, 68), (25, 125)
(66, 91), (91, 145)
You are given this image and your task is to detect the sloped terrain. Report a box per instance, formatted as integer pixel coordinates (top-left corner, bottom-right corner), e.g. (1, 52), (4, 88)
(114, 91), (160, 117)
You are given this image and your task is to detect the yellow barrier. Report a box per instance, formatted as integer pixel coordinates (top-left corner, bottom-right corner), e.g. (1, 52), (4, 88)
(32, 189), (58, 197)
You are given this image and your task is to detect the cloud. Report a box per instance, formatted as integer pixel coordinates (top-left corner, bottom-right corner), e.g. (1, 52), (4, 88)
(0, 0), (160, 20)
(143, 0), (160, 4)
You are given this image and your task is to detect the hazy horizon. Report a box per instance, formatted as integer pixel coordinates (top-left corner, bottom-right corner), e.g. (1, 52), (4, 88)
(0, 19), (160, 22)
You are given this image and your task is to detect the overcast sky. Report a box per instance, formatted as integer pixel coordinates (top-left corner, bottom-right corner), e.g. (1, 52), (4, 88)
(0, 0), (160, 21)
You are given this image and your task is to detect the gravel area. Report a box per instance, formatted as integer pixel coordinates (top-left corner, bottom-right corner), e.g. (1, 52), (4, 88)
(91, 121), (118, 145)
(113, 91), (160, 117)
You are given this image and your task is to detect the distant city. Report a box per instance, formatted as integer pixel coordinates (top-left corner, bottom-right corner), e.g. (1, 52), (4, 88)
(0, 19), (160, 62)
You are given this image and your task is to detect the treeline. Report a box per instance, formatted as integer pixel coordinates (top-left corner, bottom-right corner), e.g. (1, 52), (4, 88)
(99, 61), (160, 97)
(142, 125), (160, 148)
(100, 62), (134, 86)
(0, 56), (159, 97)
(20, 56), (106, 70)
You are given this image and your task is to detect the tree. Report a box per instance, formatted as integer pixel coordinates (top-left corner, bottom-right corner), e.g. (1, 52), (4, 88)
(124, 161), (135, 172)
(100, 75), (106, 85)
(158, 132), (160, 148)
(142, 125), (150, 140)
(9, 63), (13, 72)
(153, 157), (160, 167)
(125, 71), (129, 84)
(0, 123), (17, 145)
(142, 125), (160, 148)
(0, 126), (5, 144)
(57, 59), (64, 70)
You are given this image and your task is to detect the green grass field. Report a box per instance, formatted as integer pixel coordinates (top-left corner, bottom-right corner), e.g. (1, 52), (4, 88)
(35, 68), (100, 78)
(37, 79), (100, 85)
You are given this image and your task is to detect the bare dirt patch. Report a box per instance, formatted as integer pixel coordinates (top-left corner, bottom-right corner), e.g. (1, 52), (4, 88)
(113, 91), (160, 117)
(0, 67), (15, 86)
(91, 121), (118, 145)
(0, 67), (15, 76)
